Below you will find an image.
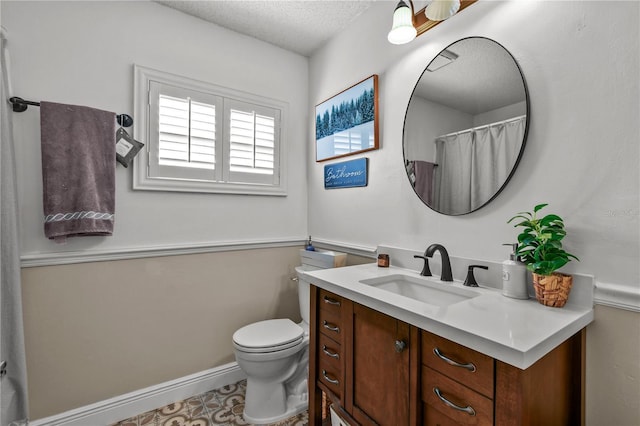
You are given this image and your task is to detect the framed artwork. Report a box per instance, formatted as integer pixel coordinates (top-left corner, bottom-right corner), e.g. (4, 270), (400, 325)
(315, 75), (379, 162)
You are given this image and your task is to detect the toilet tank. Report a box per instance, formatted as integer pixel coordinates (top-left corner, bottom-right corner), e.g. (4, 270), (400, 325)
(297, 249), (346, 327)
(300, 249), (347, 269)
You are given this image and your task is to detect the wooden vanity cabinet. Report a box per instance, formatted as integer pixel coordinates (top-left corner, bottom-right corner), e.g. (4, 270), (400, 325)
(308, 284), (585, 426)
(309, 286), (419, 425)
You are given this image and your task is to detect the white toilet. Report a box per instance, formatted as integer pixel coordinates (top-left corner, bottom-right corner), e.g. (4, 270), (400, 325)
(233, 249), (346, 424)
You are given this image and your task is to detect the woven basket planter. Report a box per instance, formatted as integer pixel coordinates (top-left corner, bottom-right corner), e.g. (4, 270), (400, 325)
(532, 272), (573, 308)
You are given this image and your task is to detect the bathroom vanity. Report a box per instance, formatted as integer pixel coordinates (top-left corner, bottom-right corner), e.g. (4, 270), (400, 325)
(304, 249), (593, 426)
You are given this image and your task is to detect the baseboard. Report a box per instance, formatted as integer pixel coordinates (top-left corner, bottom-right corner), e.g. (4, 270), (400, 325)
(29, 362), (246, 426)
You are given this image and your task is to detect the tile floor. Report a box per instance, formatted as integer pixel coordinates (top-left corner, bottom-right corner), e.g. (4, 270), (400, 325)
(112, 380), (308, 426)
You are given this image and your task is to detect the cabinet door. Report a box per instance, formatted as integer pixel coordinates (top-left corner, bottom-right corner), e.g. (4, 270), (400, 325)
(348, 303), (411, 425)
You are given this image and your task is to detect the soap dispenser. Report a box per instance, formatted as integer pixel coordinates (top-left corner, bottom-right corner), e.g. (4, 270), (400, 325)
(305, 235), (315, 251)
(502, 243), (528, 299)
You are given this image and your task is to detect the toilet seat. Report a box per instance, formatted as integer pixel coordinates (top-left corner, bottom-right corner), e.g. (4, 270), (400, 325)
(233, 319), (304, 353)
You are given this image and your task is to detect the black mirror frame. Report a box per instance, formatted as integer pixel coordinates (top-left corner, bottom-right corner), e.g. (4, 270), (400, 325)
(402, 36), (531, 216)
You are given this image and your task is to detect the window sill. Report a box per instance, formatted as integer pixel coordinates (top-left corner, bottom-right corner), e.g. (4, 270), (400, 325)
(132, 174), (287, 196)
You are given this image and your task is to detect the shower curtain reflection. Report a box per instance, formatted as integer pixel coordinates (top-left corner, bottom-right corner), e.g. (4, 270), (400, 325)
(433, 116), (525, 215)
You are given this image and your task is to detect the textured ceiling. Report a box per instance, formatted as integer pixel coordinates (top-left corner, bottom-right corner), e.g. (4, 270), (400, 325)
(415, 38), (526, 114)
(156, 0), (378, 57)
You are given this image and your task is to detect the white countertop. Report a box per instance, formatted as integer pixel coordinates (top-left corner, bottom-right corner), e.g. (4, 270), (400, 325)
(303, 262), (594, 369)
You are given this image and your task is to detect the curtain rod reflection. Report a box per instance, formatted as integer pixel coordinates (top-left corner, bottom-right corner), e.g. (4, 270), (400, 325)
(406, 159), (438, 167)
(436, 115), (526, 140)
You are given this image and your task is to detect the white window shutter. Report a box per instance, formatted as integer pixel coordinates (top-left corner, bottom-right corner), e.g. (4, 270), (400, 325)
(158, 95), (190, 164)
(229, 109), (275, 175)
(226, 99), (280, 186)
(149, 81), (223, 181)
(158, 96), (217, 169)
(135, 66), (286, 195)
(189, 101), (217, 167)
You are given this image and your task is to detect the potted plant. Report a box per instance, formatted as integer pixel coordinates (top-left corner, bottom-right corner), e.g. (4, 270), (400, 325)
(508, 203), (579, 307)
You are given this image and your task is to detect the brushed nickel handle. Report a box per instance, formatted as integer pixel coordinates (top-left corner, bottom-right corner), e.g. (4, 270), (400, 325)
(323, 296), (341, 306)
(433, 348), (477, 372)
(323, 320), (340, 333)
(394, 340), (407, 353)
(322, 345), (340, 359)
(322, 369), (340, 385)
(433, 387), (476, 416)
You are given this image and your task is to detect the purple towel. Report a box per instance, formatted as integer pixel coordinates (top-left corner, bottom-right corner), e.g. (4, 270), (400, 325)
(40, 101), (116, 242)
(413, 160), (436, 205)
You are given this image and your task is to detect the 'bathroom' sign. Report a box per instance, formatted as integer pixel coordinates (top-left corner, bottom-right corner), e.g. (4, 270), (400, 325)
(324, 157), (368, 189)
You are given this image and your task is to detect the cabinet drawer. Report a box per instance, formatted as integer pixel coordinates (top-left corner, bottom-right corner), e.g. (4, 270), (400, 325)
(318, 308), (343, 340)
(318, 289), (343, 315)
(422, 331), (494, 398)
(318, 357), (343, 401)
(318, 332), (342, 372)
(422, 367), (493, 426)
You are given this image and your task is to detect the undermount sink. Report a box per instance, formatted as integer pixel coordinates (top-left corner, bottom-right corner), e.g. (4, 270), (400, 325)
(360, 274), (479, 307)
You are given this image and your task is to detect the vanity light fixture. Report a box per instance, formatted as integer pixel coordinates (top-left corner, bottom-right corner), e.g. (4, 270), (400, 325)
(387, 0), (477, 45)
(387, 0), (417, 45)
(425, 0), (461, 21)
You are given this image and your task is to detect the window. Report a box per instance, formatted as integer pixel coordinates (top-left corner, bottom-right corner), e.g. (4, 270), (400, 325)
(133, 66), (286, 195)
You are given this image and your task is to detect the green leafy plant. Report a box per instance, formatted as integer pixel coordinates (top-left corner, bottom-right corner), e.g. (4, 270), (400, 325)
(508, 203), (579, 276)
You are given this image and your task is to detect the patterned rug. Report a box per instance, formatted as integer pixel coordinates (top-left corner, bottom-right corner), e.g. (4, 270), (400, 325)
(112, 380), (308, 426)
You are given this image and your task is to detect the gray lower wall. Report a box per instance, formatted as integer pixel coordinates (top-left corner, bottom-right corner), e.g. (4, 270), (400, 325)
(21, 247), (303, 419)
(22, 249), (640, 424)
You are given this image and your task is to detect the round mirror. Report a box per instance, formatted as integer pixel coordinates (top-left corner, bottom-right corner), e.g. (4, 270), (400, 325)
(403, 37), (529, 215)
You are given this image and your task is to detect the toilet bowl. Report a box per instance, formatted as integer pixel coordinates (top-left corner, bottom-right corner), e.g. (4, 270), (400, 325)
(232, 249), (345, 424)
(233, 318), (309, 424)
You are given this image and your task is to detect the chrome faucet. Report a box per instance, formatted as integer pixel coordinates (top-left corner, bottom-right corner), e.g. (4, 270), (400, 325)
(425, 244), (453, 282)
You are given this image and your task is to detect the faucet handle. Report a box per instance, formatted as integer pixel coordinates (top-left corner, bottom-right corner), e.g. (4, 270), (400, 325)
(464, 265), (488, 287)
(413, 255), (432, 277)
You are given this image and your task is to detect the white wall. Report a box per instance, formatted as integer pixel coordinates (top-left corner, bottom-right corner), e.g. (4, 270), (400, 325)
(473, 100), (526, 127)
(404, 96), (472, 161)
(309, 0), (639, 301)
(309, 1), (639, 424)
(2, 0), (310, 419)
(3, 0), (309, 257)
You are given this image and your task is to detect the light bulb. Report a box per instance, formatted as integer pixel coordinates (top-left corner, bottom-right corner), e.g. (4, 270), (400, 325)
(388, 0), (417, 45)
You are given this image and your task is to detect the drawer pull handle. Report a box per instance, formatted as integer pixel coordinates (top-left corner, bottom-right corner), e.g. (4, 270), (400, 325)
(323, 296), (341, 306)
(323, 320), (340, 333)
(322, 369), (340, 385)
(322, 345), (340, 359)
(433, 387), (476, 416)
(433, 348), (477, 372)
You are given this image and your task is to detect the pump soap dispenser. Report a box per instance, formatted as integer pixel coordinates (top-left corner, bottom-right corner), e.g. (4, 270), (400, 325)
(502, 243), (528, 299)
(305, 236), (315, 251)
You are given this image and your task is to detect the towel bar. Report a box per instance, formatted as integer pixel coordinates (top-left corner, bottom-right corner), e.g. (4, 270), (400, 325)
(8, 96), (133, 128)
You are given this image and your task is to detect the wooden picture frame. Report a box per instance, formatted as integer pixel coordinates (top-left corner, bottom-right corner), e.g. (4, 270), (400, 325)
(315, 75), (379, 162)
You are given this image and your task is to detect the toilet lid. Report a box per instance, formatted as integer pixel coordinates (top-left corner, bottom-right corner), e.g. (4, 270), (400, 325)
(233, 319), (304, 351)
